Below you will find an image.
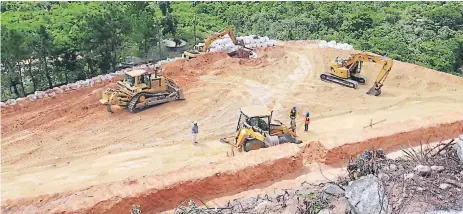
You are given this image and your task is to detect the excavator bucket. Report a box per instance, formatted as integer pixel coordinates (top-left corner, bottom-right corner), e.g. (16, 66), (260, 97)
(366, 86), (381, 96)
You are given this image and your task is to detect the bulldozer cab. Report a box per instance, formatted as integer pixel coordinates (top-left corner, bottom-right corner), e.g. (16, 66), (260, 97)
(237, 106), (272, 134)
(121, 70), (165, 93)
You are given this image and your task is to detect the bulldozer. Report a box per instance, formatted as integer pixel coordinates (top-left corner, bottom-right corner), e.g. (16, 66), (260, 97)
(320, 52), (393, 96)
(220, 105), (302, 152)
(99, 68), (184, 113)
(182, 25), (256, 59)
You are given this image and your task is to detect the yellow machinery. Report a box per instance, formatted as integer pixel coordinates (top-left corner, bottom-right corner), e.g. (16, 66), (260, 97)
(321, 52), (393, 96)
(220, 105), (302, 152)
(182, 25), (256, 59)
(99, 69), (184, 113)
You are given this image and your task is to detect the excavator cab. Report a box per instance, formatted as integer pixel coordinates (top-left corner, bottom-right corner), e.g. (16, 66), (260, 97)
(322, 52), (393, 96)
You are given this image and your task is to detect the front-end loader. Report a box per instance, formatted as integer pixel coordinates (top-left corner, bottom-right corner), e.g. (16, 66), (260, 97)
(321, 52), (393, 96)
(220, 105), (303, 152)
(99, 68), (184, 113)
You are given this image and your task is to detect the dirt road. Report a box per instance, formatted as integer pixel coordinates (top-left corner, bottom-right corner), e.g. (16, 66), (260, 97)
(2, 41), (463, 213)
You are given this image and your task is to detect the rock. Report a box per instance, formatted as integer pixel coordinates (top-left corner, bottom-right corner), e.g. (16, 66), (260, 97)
(417, 187), (426, 191)
(430, 165), (445, 172)
(329, 197), (349, 214)
(456, 138), (463, 164)
(318, 209), (333, 214)
(389, 164), (398, 171)
(426, 210), (463, 214)
(281, 199), (298, 214)
(404, 173), (415, 180)
(27, 94), (38, 101)
(460, 170), (463, 175)
(378, 173), (390, 182)
(254, 201), (272, 213)
(47, 91), (56, 97)
(414, 165), (431, 177)
(6, 99), (17, 106)
(345, 175), (391, 214)
(323, 183), (345, 196)
(439, 183), (451, 190)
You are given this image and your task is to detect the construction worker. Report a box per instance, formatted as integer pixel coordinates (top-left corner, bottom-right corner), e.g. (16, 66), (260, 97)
(192, 121), (199, 144)
(304, 112), (310, 132)
(289, 106), (297, 133)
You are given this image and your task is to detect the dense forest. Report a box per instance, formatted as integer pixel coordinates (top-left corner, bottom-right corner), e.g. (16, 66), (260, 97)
(1, 1), (463, 100)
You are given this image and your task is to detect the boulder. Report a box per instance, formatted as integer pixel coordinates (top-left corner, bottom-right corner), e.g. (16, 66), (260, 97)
(318, 209), (333, 214)
(425, 210), (463, 214)
(323, 183), (345, 196)
(456, 138), (463, 164)
(404, 173), (415, 180)
(53, 87), (63, 94)
(345, 175), (391, 214)
(389, 164), (398, 171)
(254, 201), (272, 213)
(414, 165), (431, 177)
(430, 165), (445, 172)
(378, 173), (391, 182)
(47, 91), (56, 97)
(27, 94), (38, 101)
(439, 183), (451, 190)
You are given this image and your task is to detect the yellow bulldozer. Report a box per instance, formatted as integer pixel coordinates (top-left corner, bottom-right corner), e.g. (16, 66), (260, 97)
(220, 105), (302, 152)
(182, 25), (256, 59)
(99, 68), (184, 113)
(321, 52), (393, 96)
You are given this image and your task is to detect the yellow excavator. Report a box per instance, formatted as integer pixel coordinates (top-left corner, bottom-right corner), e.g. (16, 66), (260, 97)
(182, 25), (256, 59)
(220, 105), (302, 152)
(321, 52), (393, 96)
(99, 68), (184, 113)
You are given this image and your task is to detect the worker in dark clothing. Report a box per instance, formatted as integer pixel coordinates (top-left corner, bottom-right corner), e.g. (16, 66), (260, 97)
(192, 121), (199, 144)
(304, 112), (310, 132)
(288, 106), (297, 133)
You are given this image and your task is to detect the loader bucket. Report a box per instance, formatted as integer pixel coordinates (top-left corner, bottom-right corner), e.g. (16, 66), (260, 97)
(106, 105), (113, 113)
(283, 132), (303, 144)
(178, 89), (185, 100)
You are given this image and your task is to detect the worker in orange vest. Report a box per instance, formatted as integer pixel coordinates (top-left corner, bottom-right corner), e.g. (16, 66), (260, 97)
(304, 112), (310, 132)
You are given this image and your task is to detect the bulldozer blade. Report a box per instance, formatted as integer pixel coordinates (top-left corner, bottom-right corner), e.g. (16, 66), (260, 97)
(283, 133), (303, 144)
(366, 87), (381, 96)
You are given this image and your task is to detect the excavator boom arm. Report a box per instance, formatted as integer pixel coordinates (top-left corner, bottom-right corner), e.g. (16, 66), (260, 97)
(344, 53), (393, 95)
(202, 26), (237, 52)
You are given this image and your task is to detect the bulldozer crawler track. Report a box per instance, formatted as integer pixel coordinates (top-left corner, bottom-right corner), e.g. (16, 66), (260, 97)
(127, 92), (172, 113)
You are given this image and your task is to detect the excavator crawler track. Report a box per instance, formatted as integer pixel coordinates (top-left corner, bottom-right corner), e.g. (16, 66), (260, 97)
(320, 73), (358, 89)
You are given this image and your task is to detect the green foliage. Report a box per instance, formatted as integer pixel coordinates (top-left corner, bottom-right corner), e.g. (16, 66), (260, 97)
(1, 1), (463, 101)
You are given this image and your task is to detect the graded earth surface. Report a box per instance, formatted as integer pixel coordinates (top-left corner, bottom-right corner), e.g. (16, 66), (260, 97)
(2, 41), (463, 213)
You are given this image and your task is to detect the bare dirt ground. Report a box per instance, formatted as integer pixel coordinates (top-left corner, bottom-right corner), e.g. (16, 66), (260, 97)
(2, 41), (463, 213)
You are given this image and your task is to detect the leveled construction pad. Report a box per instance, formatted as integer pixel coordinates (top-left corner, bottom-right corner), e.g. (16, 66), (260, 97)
(2, 41), (463, 213)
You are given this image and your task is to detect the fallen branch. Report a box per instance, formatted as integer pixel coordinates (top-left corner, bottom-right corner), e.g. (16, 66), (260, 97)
(363, 119), (387, 128)
(431, 139), (455, 157)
